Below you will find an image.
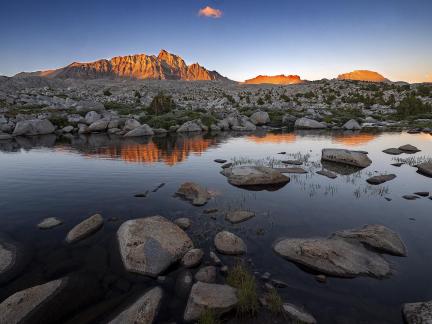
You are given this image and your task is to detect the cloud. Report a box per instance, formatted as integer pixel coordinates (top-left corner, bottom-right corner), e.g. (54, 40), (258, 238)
(426, 73), (432, 82)
(198, 6), (223, 18)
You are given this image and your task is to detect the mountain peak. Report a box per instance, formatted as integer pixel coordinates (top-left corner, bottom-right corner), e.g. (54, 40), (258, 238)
(244, 74), (304, 85)
(337, 70), (387, 82)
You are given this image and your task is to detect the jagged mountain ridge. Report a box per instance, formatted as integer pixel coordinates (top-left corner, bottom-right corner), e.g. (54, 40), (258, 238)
(15, 50), (228, 81)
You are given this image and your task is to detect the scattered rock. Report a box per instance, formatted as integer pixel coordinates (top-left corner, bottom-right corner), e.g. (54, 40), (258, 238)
(294, 118), (326, 129)
(210, 251), (222, 265)
(321, 148), (372, 168)
(282, 303), (317, 324)
(271, 279), (288, 288)
(123, 119), (141, 131)
(124, 124), (154, 137)
(383, 148), (403, 155)
(88, 119), (109, 132)
(134, 191), (148, 198)
(181, 249), (204, 268)
(85, 111), (101, 124)
(66, 214), (103, 243)
(366, 174), (396, 185)
(152, 183), (165, 192)
(261, 272), (271, 281)
(108, 287), (162, 324)
(13, 119), (55, 136)
(398, 144), (420, 153)
(117, 216), (193, 277)
(177, 120), (202, 132)
(225, 210), (255, 224)
(403, 195), (420, 200)
(414, 192), (429, 197)
(342, 119), (361, 130)
(183, 282), (238, 322)
(221, 166), (290, 188)
(316, 274), (327, 283)
(37, 217), (62, 229)
(282, 160), (303, 165)
(174, 217), (192, 230)
(274, 167), (307, 174)
(195, 266), (217, 283)
(402, 300), (432, 324)
(214, 231), (246, 255)
(221, 162), (233, 169)
(0, 241), (16, 281)
(175, 270), (194, 298)
(391, 162), (404, 167)
(250, 110), (270, 125)
(316, 170), (337, 179)
(176, 182), (210, 206)
(203, 208), (218, 214)
(417, 162), (432, 177)
(214, 159), (227, 163)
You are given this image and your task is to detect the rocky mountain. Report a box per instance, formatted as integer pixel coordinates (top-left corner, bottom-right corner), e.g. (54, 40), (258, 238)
(15, 50), (228, 81)
(337, 70), (388, 82)
(244, 74), (304, 85)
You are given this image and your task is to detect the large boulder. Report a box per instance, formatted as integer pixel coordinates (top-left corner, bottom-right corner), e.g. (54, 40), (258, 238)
(417, 162), (432, 177)
(250, 110), (270, 125)
(177, 120), (202, 132)
(273, 237), (391, 278)
(183, 282), (238, 322)
(65, 214), (104, 243)
(294, 118), (326, 129)
(221, 166), (290, 187)
(85, 111), (101, 125)
(176, 182), (210, 206)
(333, 224), (407, 256)
(214, 231), (246, 255)
(124, 124), (154, 137)
(13, 119), (55, 136)
(321, 149), (372, 168)
(402, 300), (432, 324)
(88, 119), (109, 132)
(366, 174), (396, 185)
(108, 287), (163, 324)
(342, 119), (361, 130)
(117, 216), (193, 277)
(123, 118), (141, 131)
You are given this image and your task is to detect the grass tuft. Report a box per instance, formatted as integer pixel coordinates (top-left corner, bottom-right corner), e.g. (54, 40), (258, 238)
(266, 288), (284, 315)
(198, 309), (220, 324)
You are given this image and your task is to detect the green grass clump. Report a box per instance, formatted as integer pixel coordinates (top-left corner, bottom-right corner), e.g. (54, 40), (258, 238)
(148, 92), (176, 115)
(227, 263), (259, 317)
(266, 288), (284, 315)
(198, 309), (220, 324)
(104, 102), (139, 115)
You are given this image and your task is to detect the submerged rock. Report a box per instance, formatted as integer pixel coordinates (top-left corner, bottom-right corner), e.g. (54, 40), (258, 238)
(402, 300), (432, 324)
(383, 148), (403, 155)
(176, 182), (210, 206)
(108, 287), (163, 324)
(221, 166), (290, 188)
(398, 144), (420, 153)
(37, 217), (63, 229)
(174, 217), (192, 230)
(66, 214), (103, 243)
(366, 174), (396, 185)
(194, 266), (217, 283)
(282, 303), (317, 324)
(117, 216), (193, 277)
(181, 249), (204, 268)
(183, 282), (238, 322)
(321, 148), (372, 168)
(225, 210), (255, 224)
(316, 170), (337, 179)
(333, 224), (407, 256)
(0, 241), (16, 281)
(417, 162), (432, 177)
(214, 231), (246, 255)
(294, 118), (326, 129)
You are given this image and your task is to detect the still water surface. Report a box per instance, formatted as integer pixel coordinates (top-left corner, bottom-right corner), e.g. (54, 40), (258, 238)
(0, 130), (431, 323)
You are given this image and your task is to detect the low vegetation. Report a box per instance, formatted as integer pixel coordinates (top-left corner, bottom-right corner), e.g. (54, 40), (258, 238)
(198, 309), (220, 324)
(148, 92), (176, 115)
(265, 288), (284, 315)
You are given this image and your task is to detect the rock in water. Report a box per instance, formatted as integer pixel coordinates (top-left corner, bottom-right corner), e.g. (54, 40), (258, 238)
(124, 124), (154, 137)
(273, 237), (390, 278)
(383, 148), (403, 155)
(398, 144), (420, 153)
(249, 110), (270, 125)
(333, 224), (407, 256)
(88, 119), (109, 132)
(221, 166), (290, 187)
(225, 210), (255, 224)
(316, 170), (337, 179)
(366, 174), (396, 185)
(108, 287), (163, 324)
(37, 217), (62, 229)
(194, 266), (217, 283)
(13, 119), (55, 136)
(0, 278), (65, 324)
(174, 217), (192, 230)
(282, 303), (317, 324)
(274, 167), (307, 174)
(417, 162), (432, 177)
(294, 118), (326, 129)
(0, 241), (15, 279)
(321, 149), (372, 168)
(214, 231), (246, 255)
(176, 182), (210, 206)
(342, 119), (361, 130)
(402, 300), (432, 324)
(117, 216), (193, 277)
(183, 282), (238, 322)
(181, 249), (204, 268)
(66, 214), (104, 243)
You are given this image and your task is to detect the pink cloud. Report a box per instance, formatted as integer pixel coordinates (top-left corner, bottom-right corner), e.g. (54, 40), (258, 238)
(199, 6), (223, 18)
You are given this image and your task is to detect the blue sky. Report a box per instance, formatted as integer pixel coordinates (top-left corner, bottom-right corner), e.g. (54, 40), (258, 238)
(1, 0), (431, 82)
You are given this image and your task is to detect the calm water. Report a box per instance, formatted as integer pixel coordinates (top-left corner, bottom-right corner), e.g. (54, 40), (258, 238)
(0, 130), (431, 323)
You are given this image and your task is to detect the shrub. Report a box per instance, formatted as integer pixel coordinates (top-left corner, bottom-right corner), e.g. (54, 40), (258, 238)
(396, 94), (432, 117)
(103, 89), (112, 96)
(148, 92), (175, 115)
(49, 115), (69, 128)
(257, 97), (265, 105)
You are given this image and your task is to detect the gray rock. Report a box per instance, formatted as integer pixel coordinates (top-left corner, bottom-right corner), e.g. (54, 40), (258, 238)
(88, 119), (109, 132)
(61, 125), (74, 133)
(274, 167), (307, 174)
(117, 216), (193, 277)
(225, 210), (255, 224)
(210, 251), (222, 265)
(108, 119), (120, 129)
(174, 217), (192, 230)
(195, 266), (217, 283)
(316, 170), (337, 179)
(177, 120), (202, 132)
(221, 166), (290, 187)
(183, 282), (238, 322)
(13, 119), (55, 136)
(0, 242), (15, 278)
(282, 303), (317, 324)
(0, 133), (12, 140)
(342, 119), (361, 130)
(124, 124), (154, 137)
(383, 148), (403, 155)
(108, 287), (163, 324)
(403, 195), (420, 200)
(85, 111), (101, 124)
(417, 162), (432, 177)
(75, 100), (105, 113)
(282, 114), (297, 124)
(402, 300), (432, 324)
(123, 119), (141, 131)
(176, 182), (210, 206)
(250, 110), (270, 125)
(273, 237), (391, 278)
(282, 159), (303, 165)
(66, 214), (104, 243)
(333, 224), (407, 256)
(294, 117), (326, 129)
(78, 124), (90, 134)
(37, 217), (62, 229)
(182, 249), (204, 268)
(366, 174), (396, 185)
(322, 148), (372, 168)
(414, 191), (429, 197)
(214, 231), (246, 255)
(398, 144), (420, 153)
(0, 278), (65, 324)
(176, 270), (194, 298)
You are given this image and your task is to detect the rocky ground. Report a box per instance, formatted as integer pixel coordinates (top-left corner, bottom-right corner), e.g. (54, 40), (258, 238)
(0, 77), (431, 140)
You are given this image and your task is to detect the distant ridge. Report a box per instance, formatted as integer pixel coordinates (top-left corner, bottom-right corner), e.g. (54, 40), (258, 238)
(244, 74), (304, 85)
(15, 50), (228, 81)
(337, 70), (388, 82)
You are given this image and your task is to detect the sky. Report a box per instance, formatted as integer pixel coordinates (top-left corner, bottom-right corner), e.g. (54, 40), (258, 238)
(0, 0), (431, 82)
